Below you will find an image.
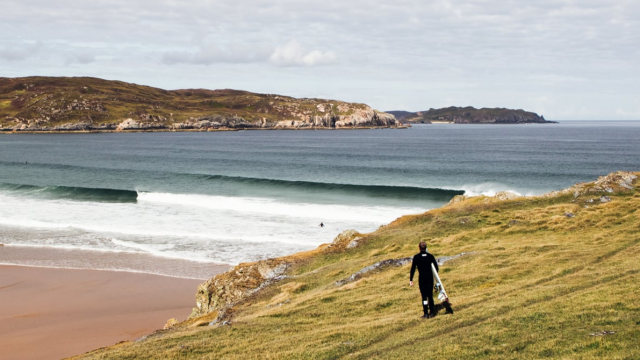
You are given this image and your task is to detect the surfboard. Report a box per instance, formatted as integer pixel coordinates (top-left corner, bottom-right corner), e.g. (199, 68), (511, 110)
(431, 263), (449, 303)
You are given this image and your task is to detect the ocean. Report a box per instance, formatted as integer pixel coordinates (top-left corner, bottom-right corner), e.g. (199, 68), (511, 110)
(1, 121), (639, 279)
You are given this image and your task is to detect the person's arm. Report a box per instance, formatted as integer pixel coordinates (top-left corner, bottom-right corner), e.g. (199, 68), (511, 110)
(409, 255), (417, 285)
(432, 255), (439, 273)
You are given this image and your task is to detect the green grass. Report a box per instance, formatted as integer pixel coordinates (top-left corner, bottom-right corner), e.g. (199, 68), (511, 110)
(74, 174), (640, 359)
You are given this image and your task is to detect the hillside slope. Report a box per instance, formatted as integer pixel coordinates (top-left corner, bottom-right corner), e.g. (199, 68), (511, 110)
(0, 77), (400, 131)
(74, 172), (639, 359)
(390, 106), (553, 124)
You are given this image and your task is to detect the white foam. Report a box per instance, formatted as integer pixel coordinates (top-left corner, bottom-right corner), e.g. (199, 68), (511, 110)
(459, 183), (532, 197)
(137, 192), (425, 223)
(0, 217), (72, 229)
(0, 190), (427, 272)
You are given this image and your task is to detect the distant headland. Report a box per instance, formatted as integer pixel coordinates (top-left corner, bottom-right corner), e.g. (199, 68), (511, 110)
(387, 106), (556, 124)
(0, 77), (401, 132)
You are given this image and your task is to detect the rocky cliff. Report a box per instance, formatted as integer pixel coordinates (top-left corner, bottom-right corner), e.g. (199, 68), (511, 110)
(0, 77), (401, 132)
(388, 106), (554, 124)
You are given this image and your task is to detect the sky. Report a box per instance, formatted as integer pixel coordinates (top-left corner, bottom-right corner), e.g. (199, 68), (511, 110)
(1, 0), (639, 120)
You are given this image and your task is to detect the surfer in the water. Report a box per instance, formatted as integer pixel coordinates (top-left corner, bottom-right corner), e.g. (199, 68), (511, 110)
(410, 241), (439, 318)
(319, 222), (324, 228)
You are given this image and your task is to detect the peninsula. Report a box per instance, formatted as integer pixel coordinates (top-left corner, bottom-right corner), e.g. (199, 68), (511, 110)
(0, 77), (401, 132)
(388, 106), (555, 124)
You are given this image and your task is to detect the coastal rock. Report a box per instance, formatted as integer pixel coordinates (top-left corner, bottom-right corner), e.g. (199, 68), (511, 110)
(325, 229), (361, 252)
(116, 119), (140, 131)
(172, 115), (257, 130)
(493, 191), (521, 201)
(541, 171), (637, 199)
(52, 122), (92, 131)
(335, 252), (475, 287)
(447, 195), (469, 205)
(192, 258), (289, 318)
(191, 229), (365, 320)
(347, 237), (362, 249)
(335, 257), (412, 287)
(273, 109), (400, 129)
(163, 318), (179, 330)
(600, 196), (611, 203)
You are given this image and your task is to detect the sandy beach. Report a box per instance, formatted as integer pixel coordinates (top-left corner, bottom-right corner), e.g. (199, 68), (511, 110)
(0, 265), (204, 360)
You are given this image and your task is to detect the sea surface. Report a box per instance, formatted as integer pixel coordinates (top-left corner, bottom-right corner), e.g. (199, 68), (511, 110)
(1, 121), (639, 279)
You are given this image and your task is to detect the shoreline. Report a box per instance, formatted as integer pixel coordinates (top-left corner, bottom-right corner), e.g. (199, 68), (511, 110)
(0, 244), (231, 280)
(0, 262), (211, 280)
(0, 125), (409, 134)
(0, 265), (203, 360)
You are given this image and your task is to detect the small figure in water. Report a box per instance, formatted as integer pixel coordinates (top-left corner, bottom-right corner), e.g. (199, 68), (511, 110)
(319, 222), (324, 228)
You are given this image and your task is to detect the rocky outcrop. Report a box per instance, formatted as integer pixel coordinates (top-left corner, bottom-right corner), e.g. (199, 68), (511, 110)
(541, 171), (637, 198)
(274, 109), (400, 129)
(446, 172), (637, 209)
(191, 229), (361, 319)
(334, 252), (475, 287)
(192, 259), (289, 318)
(334, 257), (412, 287)
(492, 191), (522, 201)
(446, 191), (521, 206)
(115, 119), (165, 131)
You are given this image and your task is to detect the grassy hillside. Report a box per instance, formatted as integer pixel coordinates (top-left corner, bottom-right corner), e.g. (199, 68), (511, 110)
(0, 77), (391, 130)
(74, 172), (639, 359)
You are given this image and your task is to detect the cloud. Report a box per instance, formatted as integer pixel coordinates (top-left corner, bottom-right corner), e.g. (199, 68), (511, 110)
(0, 42), (41, 61)
(66, 52), (96, 65)
(1, 1), (639, 119)
(162, 42), (272, 65)
(162, 40), (337, 68)
(269, 40), (337, 67)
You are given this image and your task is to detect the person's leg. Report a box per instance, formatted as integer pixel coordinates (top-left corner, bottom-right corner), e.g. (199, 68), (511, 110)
(419, 284), (429, 316)
(427, 291), (436, 316)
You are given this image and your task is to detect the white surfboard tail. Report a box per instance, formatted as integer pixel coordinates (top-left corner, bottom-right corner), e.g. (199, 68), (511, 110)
(431, 263), (449, 302)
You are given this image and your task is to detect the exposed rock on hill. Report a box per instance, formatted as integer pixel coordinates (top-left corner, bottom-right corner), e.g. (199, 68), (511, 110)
(541, 171), (637, 198)
(0, 77), (401, 132)
(191, 229), (361, 319)
(388, 106), (554, 124)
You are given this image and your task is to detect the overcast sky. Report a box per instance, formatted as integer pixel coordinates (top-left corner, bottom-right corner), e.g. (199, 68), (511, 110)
(1, 0), (639, 119)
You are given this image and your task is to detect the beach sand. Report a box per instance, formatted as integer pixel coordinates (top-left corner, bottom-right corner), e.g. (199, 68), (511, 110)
(0, 265), (206, 360)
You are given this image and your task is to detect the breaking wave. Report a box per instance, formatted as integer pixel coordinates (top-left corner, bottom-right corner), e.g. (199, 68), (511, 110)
(0, 183), (138, 203)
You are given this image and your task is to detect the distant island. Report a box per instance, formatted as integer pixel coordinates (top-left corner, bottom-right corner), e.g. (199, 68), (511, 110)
(0, 77), (401, 132)
(387, 106), (556, 124)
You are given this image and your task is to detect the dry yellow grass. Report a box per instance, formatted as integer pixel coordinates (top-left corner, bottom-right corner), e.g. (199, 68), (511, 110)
(73, 173), (640, 359)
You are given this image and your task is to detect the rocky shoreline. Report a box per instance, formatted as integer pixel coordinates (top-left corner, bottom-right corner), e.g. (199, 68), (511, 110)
(1, 112), (404, 133)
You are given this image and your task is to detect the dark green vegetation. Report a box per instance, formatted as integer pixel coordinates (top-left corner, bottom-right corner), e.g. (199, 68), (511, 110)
(74, 172), (640, 359)
(388, 106), (553, 124)
(0, 77), (396, 131)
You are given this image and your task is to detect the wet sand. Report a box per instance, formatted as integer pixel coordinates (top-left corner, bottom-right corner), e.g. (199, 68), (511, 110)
(0, 265), (205, 360)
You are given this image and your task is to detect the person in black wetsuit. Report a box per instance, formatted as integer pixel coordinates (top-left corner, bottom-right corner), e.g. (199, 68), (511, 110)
(410, 241), (439, 318)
